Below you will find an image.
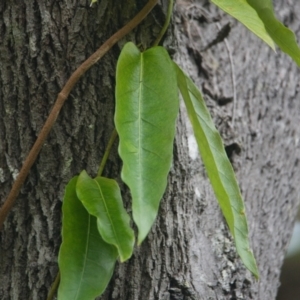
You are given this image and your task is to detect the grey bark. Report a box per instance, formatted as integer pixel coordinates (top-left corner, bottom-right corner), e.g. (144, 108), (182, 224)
(0, 0), (299, 299)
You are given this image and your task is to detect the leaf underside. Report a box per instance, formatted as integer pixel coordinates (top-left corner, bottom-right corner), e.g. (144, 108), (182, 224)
(115, 42), (179, 244)
(246, 0), (300, 67)
(175, 63), (259, 279)
(76, 170), (135, 262)
(58, 176), (118, 300)
(211, 0), (275, 50)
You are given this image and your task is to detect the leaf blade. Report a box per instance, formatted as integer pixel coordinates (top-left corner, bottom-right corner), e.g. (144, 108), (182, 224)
(211, 0), (275, 50)
(76, 171), (135, 262)
(175, 63), (259, 278)
(246, 0), (300, 66)
(115, 42), (179, 244)
(58, 176), (118, 300)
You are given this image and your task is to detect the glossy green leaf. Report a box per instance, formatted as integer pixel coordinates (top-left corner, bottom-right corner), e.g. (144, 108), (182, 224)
(58, 176), (118, 300)
(246, 0), (300, 66)
(211, 0), (275, 50)
(115, 42), (179, 244)
(76, 171), (135, 262)
(175, 63), (259, 278)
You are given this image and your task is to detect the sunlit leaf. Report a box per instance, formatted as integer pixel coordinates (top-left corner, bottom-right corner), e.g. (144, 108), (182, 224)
(175, 63), (259, 278)
(246, 0), (300, 66)
(58, 176), (118, 300)
(211, 0), (275, 50)
(76, 171), (135, 262)
(115, 42), (179, 244)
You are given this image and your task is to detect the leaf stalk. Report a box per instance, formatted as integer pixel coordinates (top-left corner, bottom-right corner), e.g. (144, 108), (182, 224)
(152, 0), (174, 46)
(97, 129), (118, 177)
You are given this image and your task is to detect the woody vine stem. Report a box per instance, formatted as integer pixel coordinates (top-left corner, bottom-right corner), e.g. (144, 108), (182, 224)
(0, 0), (159, 230)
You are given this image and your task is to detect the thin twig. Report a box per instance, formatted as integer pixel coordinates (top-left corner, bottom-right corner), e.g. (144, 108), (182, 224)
(152, 0), (174, 46)
(97, 129), (118, 177)
(46, 272), (60, 300)
(0, 0), (158, 230)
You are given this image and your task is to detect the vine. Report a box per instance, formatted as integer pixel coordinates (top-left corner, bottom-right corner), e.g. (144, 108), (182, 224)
(0, 0), (158, 230)
(1, 0), (300, 299)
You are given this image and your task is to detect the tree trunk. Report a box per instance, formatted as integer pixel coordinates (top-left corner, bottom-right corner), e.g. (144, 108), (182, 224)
(1, 0), (299, 299)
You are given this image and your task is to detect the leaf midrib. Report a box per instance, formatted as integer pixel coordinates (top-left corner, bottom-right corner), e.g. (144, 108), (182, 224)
(137, 52), (144, 201)
(94, 179), (121, 256)
(187, 85), (235, 230)
(74, 213), (91, 300)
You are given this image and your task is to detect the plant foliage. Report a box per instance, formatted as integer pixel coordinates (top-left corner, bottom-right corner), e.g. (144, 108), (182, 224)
(213, 0), (300, 66)
(58, 177), (118, 300)
(114, 42), (179, 244)
(58, 43), (259, 298)
(246, 0), (300, 66)
(76, 170), (135, 262)
(56, 0), (300, 298)
(211, 0), (275, 50)
(175, 64), (259, 278)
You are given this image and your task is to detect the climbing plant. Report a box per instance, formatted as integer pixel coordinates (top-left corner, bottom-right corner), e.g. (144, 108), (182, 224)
(0, 0), (299, 299)
(56, 1), (300, 298)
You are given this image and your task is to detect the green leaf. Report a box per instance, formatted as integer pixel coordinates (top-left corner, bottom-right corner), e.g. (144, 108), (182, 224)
(58, 176), (118, 300)
(246, 0), (300, 66)
(211, 0), (275, 50)
(76, 171), (135, 262)
(115, 42), (179, 244)
(175, 63), (259, 279)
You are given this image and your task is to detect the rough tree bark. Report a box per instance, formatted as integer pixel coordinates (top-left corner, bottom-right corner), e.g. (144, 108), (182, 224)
(0, 0), (299, 299)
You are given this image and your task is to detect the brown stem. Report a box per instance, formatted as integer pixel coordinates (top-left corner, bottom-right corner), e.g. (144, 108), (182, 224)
(0, 0), (158, 230)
